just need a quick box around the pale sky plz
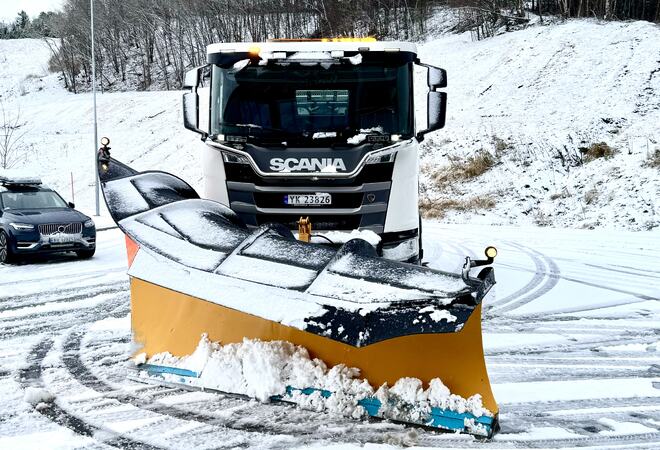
[0,0,64,23]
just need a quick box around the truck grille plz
[38,222,82,235]
[225,162,395,186]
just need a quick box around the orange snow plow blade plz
[130,277,496,412]
[99,150,499,437]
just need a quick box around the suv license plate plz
[284,193,332,206]
[49,234,78,244]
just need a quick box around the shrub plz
[463,150,497,178]
[419,196,496,219]
[492,136,511,156]
[431,150,497,188]
[584,188,599,205]
[645,149,660,168]
[581,142,616,162]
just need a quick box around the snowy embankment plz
[416,20,660,231]
[0,19,659,230]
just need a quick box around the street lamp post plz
[90,0,100,216]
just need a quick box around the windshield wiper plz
[219,122,288,135]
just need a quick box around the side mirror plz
[183,92,201,133]
[184,69,199,89]
[416,92,447,141]
[182,65,209,139]
[427,67,447,90]
[415,61,447,141]
[68,202,75,208]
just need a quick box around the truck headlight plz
[9,223,34,231]
[365,150,397,164]
[222,152,250,164]
[84,219,95,228]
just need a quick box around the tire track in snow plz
[17,338,164,450]
[584,262,660,279]
[0,292,129,340]
[61,328,368,441]
[0,267,126,290]
[0,281,127,313]
[491,242,561,314]
[486,241,547,310]
[485,333,658,357]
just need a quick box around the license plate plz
[49,234,78,244]
[284,193,332,206]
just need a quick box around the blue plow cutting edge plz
[137,364,494,437]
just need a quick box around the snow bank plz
[140,334,492,421]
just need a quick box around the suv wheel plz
[0,231,15,264]
[76,248,95,259]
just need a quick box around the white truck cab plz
[183,39,447,263]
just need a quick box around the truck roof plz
[207,40,417,56]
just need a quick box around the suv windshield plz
[211,58,413,146]
[1,191,68,210]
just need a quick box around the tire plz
[76,248,96,259]
[0,231,15,264]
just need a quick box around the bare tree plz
[0,100,28,169]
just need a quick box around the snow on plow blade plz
[98,153,499,437]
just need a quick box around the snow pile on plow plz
[134,334,493,435]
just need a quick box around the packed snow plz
[309,229,382,246]
[22,387,54,406]
[138,334,492,420]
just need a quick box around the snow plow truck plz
[97,39,500,437]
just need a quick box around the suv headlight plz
[83,219,95,228]
[9,223,34,231]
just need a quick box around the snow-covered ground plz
[0,224,658,449]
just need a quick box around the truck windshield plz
[1,191,68,210]
[211,60,413,145]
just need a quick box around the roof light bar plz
[321,37,377,43]
[268,37,377,43]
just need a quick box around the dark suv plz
[0,174,96,264]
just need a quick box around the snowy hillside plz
[1,19,659,229]
[417,20,660,231]
[0,39,204,219]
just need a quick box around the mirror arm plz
[414,59,447,90]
